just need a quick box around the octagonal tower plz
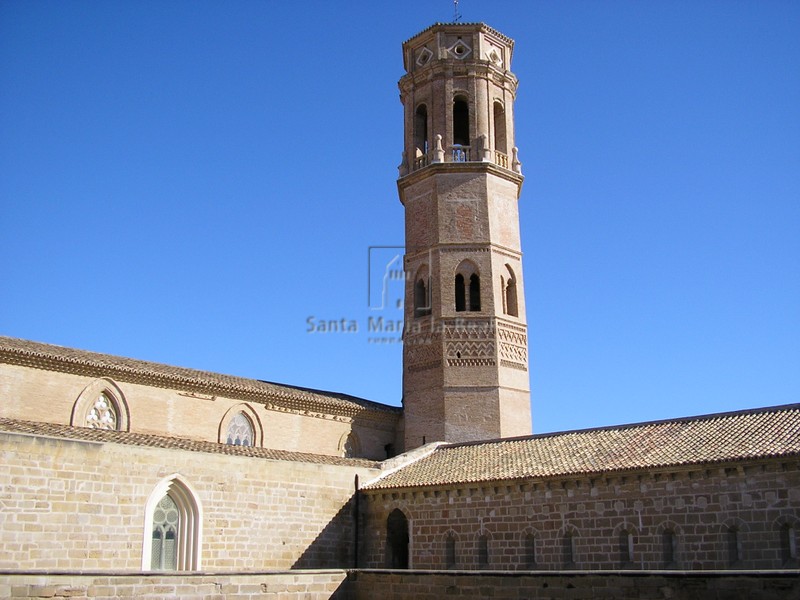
[398,23,532,450]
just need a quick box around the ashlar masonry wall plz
[0,431,379,571]
[360,459,800,571]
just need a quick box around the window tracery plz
[226,412,254,446]
[85,392,118,430]
[151,494,179,570]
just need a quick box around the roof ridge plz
[0,417,381,468]
[0,336,401,418]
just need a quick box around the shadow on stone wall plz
[344,570,800,600]
[292,491,359,569]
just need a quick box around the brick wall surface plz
[347,570,800,600]
[0,432,379,571]
[4,570,799,600]
[361,459,800,571]
[0,362,397,461]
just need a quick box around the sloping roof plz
[0,417,380,468]
[0,336,400,420]
[364,404,800,490]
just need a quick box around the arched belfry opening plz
[493,101,507,155]
[502,265,519,317]
[414,104,428,160]
[386,509,409,568]
[453,95,470,150]
[413,269,430,317]
[455,261,481,313]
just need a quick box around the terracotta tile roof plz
[0,417,380,468]
[0,336,400,420]
[364,404,800,490]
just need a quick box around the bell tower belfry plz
[398,23,532,450]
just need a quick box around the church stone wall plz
[0,362,396,460]
[0,431,379,571]
[0,571,349,599]
[360,459,800,571]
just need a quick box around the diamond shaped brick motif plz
[416,47,433,67]
[447,39,472,60]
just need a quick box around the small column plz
[433,134,445,163]
[512,147,522,174]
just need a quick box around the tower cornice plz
[397,161,524,205]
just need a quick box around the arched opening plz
[413,277,430,317]
[445,533,457,569]
[504,265,518,317]
[619,530,634,567]
[386,509,409,569]
[453,95,470,149]
[563,529,577,567]
[469,274,481,311]
[414,104,428,158]
[727,526,741,566]
[218,404,263,447]
[455,274,466,312]
[477,534,489,568]
[525,533,537,568]
[71,378,130,432]
[658,528,676,567]
[781,524,798,566]
[455,260,480,313]
[493,101,507,154]
[143,476,202,571]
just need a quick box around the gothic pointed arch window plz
[218,404,263,447]
[71,378,130,432]
[142,475,202,571]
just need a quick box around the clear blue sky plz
[1,1,798,434]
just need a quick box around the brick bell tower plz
[398,23,532,450]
